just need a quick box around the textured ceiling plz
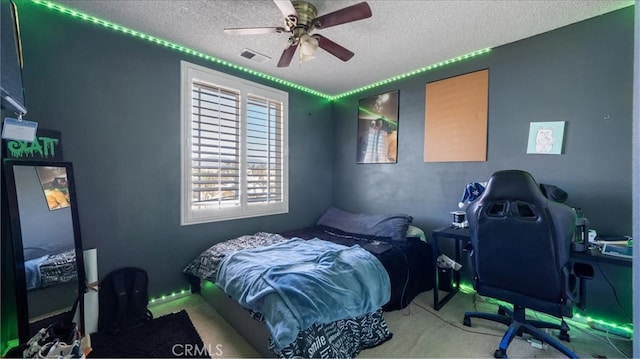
[50,0,634,95]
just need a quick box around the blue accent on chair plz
[463,170,592,359]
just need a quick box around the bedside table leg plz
[432,234,441,309]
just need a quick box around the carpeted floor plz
[89,310,209,358]
[150,290,634,358]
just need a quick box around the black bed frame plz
[189,277,274,357]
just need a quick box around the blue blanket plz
[216,238,390,349]
[24,255,49,290]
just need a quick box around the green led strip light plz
[459,281,633,336]
[30,0,491,101]
[332,48,491,100]
[29,0,331,99]
[123,283,640,338]
[2,339,20,357]
[149,287,191,304]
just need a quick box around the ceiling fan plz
[224,0,372,67]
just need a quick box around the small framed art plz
[526,121,566,155]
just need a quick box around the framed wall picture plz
[357,90,399,164]
[36,166,71,210]
[526,121,566,155]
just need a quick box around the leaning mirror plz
[4,160,85,343]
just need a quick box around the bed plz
[183,207,434,358]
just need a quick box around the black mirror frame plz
[3,159,85,343]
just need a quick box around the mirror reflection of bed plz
[6,162,84,341]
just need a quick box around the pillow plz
[316,207,413,241]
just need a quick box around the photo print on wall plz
[36,166,71,210]
[357,90,399,164]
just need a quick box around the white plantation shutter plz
[181,62,288,224]
[191,82,241,209]
[246,95,284,204]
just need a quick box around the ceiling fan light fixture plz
[227,1,373,68]
[299,34,318,62]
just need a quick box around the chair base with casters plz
[463,304,578,359]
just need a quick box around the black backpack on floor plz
[98,267,153,334]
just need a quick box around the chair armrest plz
[569,262,594,310]
[573,262,594,279]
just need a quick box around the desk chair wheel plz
[494,349,507,358]
[463,316,472,327]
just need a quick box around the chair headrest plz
[481,170,546,204]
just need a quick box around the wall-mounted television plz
[1,0,27,115]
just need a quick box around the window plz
[181,61,288,225]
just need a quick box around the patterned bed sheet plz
[25,249,78,290]
[257,308,392,358]
[183,232,287,283]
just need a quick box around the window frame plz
[180,61,288,225]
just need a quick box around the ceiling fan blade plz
[312,2,372,29]
[313,34,354,62]
[277,43,298,67]
[224,27,286,35]
[273,0,297,17]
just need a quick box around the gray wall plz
[331,7,635,324]
[333,7,634,238]
[17,2,333,297]
[12,1,634,324]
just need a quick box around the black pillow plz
[317,207,413,241]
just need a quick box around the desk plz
[431,225,632,311]
[431,226,471,310]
